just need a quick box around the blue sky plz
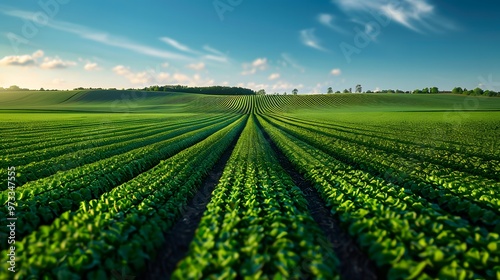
[0,0,499,93]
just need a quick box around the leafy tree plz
[473,87,484,96]
[430,87,439,94]
[349,87,352,93]
[366,90,373,93]
[335,91,341,94]
[257,89,266,95]
[8,85,21,91]
[422,87,430,94]
[413,89,421,94]
[355,84,362,93]
[343,89,349,93]
[452,87,463,94]
[327,87,333,94]
[292,88,298,95]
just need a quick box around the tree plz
[355,84,362,93]
[283,92,287,95]
[292,88,298,95]
[430,87,439,94]
[327,87,333,94]
[39,88,45,91]
[257,89,266,95]
[413,89,421,94]
[8,85,21,91]
[452,87,463,94]
[422,87,430,94]
[349,87,352,93]
[473,87,484,96]
[335,91,341,94]
[343,89,349,93]
[366,90,373,93]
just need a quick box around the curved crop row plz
[258,115,500,279]
[0,116,247,279]
[0,115,239,247]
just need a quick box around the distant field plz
[1,92,499,279]
[1,90,500,113]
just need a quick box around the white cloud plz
[160,37,199,54]
[113,65,214,87]
[300,29,327,51]
[333,0,453,33]
[280,53,305,73]
[33,50,44,58]
[187,62,205,71]
[268,73,280,80]
[241,57,268,75]
[203,45,224,56]
[331,68,342,76]
[0,50,44,66]
[272,81,304,91]
[40,57,77,69]
[318,14,347,34]
[2,9,193,61]
[113,65,153,84]
[84,62,101,71]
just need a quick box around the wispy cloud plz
[317,14,348,34]
[332,0,455,33]
[2,9,193,61]
[299,29,327,51]
[160,37,200,54]
[280,53,305,73]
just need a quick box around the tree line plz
[142,85,255,95]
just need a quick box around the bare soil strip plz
[144,128,242,280]
[257,118,381,280]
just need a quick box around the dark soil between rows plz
[143,127,242,280]
[257,118,381,280]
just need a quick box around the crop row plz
[0,114,227,190]
[0,116,247,279]
[275,114,499,180]
[258,115,500,279]
[0,115,239,248]
[263,115,500,229]
[173,116,338,279]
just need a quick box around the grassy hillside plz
[0,90,499,113]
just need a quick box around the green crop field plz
[1,91,500,279]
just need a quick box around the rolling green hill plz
[1,90,499,113]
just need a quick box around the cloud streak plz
[317,14,348,34]
[2,9,193,61]
[299,29,327,51]
[332,0,454,33]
